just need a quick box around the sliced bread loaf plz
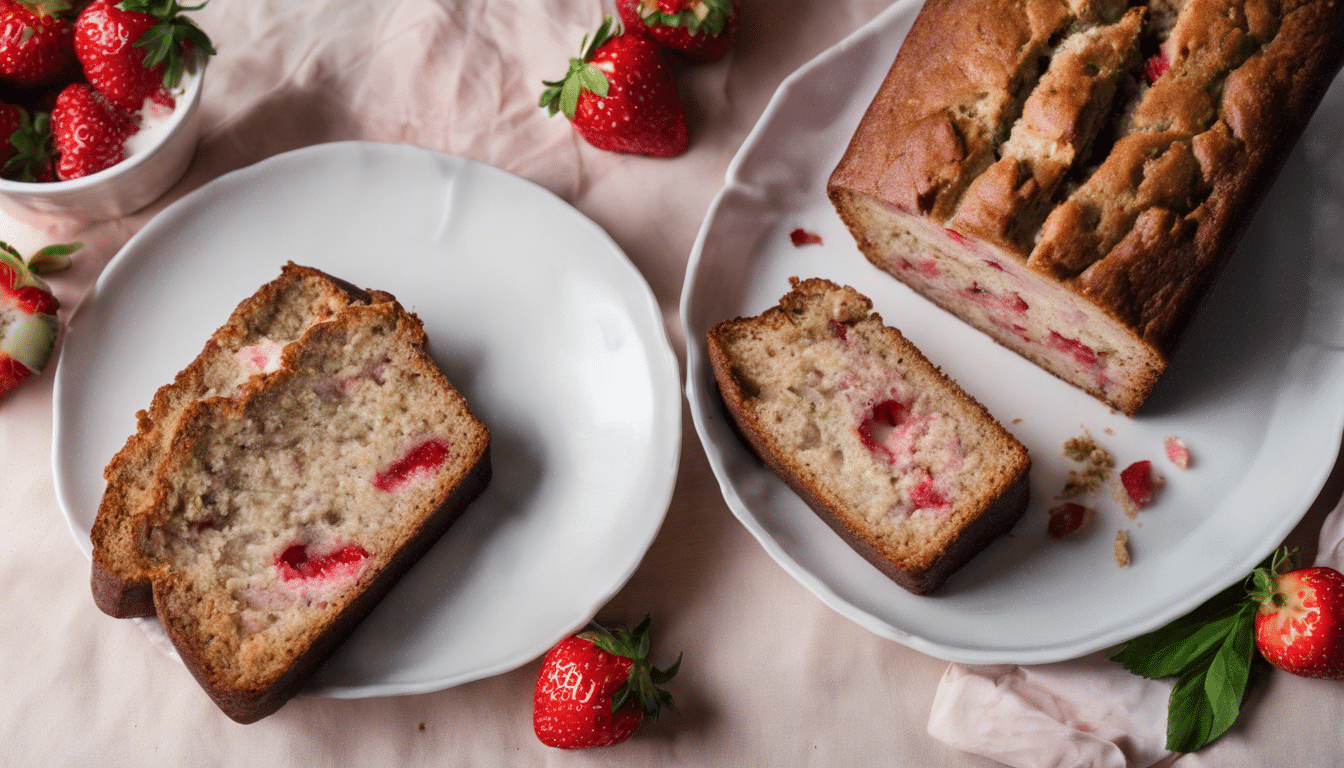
[134,299,491,723]
[91,263,386,618]
[707,278,1030,594]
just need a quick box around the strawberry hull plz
[617,0,740,63]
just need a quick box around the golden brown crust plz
[828,0,1344,412]
[91,264,381,618]
[138,300,490,723]
[708,278,1031,594]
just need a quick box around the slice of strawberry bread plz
[708,278,1030,594]
[134,299,490,723]
[91,263,387,618]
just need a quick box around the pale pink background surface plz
[2,1,1342,765]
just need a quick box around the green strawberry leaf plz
[577,64,608,98]
[1108,577,1248,678]
[539,17,616,121]
[127,0,217,90]
[2,109,54,183]
[582,615,681,719]
[1111,548,1285,754]
[27,242,80,275]
[558,74,582,121]
[0,240,25,266]
[642,0,732,37]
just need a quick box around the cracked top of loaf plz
[829,0,1344,351]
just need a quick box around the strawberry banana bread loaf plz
[91,263,389,618]
[708,278,1030,594]
[828,0,1344,414]
[134,299,490,723]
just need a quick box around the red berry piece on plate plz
[74,0,215,112]
[51,82,135,179]
[790,228,823,247]
[540,15,687,158]
[1164,436,1190,469]
[0,0,77,86]
[1119,459,1158,508]
[1251,554,1344,679]
[616,0,739,63]
[534,615,681,749]
[1047,502,1095,538]
[0,241,77,401]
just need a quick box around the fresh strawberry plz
[1251,553,1344,679]
[74,0,215,112]
[0,103,56,181]
[51,81,134,179]
[533,615,681,749]
[0,240,77,400]
[540,16,687,158]
[0,0,77,86]
[616,0,739,63]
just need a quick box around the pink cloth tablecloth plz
[2,1,1342,765]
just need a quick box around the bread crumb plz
[418,722,426,731]
[1104,427,1114,435]
[1012,418,1022,424]
[1114,530,1131,567]
[1058,465,1108,498]
[1112,471,1140,519]
[1063,434,1097,462]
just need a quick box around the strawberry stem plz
[539,15,619,120]
[121,0,217,89]
[582,614,681,719]
[2,109,55,183]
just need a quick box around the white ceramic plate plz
[53,141,681,697]
[682,0,1344,665]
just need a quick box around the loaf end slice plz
[708,278,1030,594]
[136,300,490,723]
[91,263,387,618]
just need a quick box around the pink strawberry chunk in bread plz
[91,263,389,619]
[135,299,490,723]
[707,278,1030,594]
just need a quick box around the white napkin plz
[926,493,1344,768]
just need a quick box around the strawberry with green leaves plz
[533,615,681,749]
[1111,547,1344,754]
[0,0,78,87]
[74,0,215,112]
[1251,556,1344,679]
[51,81,134,179]
[1,102,56,181]
[1,240,77,400]
[540,16,687,158]
[616,0,739,62]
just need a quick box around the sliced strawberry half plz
[0,241,77,400]
[1250,552,1344,679]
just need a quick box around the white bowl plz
[0,62,205,222]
